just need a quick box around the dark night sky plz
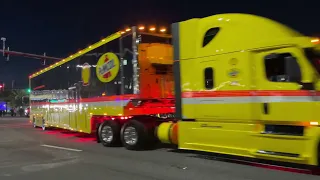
[0,0,319,89]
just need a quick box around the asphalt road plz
[0,117,319,180]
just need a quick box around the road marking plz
[40,144,83,152]
[22,158,80,172]
[0,123,30,128]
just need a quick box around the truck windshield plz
[305,48,320,74]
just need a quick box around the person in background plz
[19,108,24,117]
[14,107,17,116]
[10,108,14,117]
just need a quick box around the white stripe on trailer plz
[182,96,319,104]
[86,100,131,107]
[32,96,320,107]
[32,100,131,107]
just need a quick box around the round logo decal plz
[81,63,91,86]
[96,52,120,83]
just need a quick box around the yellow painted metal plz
[30,101,128,133]
[157,122,173,144]
[145,43,173,65]
[175,13,320,166]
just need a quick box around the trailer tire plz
[41,118,47,131]
[33,121,37,128]
[121,120,155,150]
[32,117,37,128]
[98,121,121,147]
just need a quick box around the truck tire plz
[98,121,121,147]
[121,120,156,150]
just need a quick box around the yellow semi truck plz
[29,13,320,168]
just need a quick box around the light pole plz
[1,37,6,56]
[0,37,60,63]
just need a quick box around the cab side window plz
[202,28,220,47]
[264,53,301,82]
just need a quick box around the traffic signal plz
[27,88,31,93]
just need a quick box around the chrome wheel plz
[123,126,138,145]
[101,126,113,143]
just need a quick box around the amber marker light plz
[160,28,166,32]
[149,27,156,31]
[138,26,145,30]
[311,38,319,44]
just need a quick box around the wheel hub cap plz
[101,126,113,143]
[123,127,137,145]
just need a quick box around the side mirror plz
[285,57,302,82]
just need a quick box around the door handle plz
[263,103,269,114]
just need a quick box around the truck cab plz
[158,13,320,167]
